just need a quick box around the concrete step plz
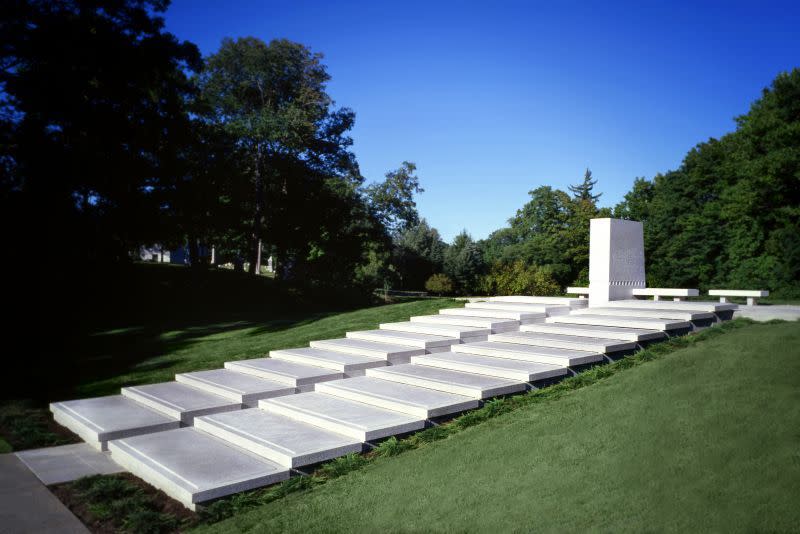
[121,382,241,424]
[194,409,362,468]
[345,329,460,350]
[488,331,636,353]
[316,376,479,418]
[451,341,603,367]
[260,392,425,442]
[365,364,526,399]
[521,322,666,342]
[108,427,289,511]
[175,369,296,407]
[50,395,180,451]
[603,299,738,313]
[310,338,427,362]
[488,296,589,308]
[547,314,690,331]
[465,302,571,316]
[410,314,520,332]
[413,352,568,382]
[439,307,546,323]
[269,347,387,375]
[379,321,489,341]
[224,358,343,391]
[571,307,714,321]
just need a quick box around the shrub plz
[479,261,560,296]
[425,273,454,295]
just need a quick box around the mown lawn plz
[198,320,800,533]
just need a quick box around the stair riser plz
[309,341,425,360]
[269,352,388,373]
[315,384,478,419]
[174,375,296,407]
[223,362,344,387]
[345,331,458,349]
[450,346,601,367]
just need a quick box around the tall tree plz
[366,161,423,233]
[444,230,484,294]
[569,168,601,202]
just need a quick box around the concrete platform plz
[315,376,479,418]
[108,427,289,510]
[379,320,490,341]
[175,369,296,407]
[194,409,362,468]
[224,358,343,390]
[451,341,603,367]
[121,382,241,424]
[439,307,546,323]
[488,331,636,353]
[50,395,180,450]
[269,347,387,376]
[521,322,666,342]
[16,443,125,485]
[413,352,568,382]
[366,364,526,399]
[410,314,520,333]
[260,392,425,441]
[345,329,461,350]
[547,314,690,331]
[465,301,572,316]
[603,299,738,313]
[488,296,588,308]
[310,338,427,361]
[571,307,714,321]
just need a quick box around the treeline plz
[0,1,432,301]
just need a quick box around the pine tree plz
[569,168,601,202]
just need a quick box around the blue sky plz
[164,0,800,242]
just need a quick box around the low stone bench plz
[566,286,589,298]
[631,288,699,302]
[709,289,769,306]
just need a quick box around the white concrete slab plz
[440,307,546,322]
[260,392,425,441]
[345,329,460,349]
[194,409,362,468]
[451,341,603,367]
[50,395,180,450]
[410,314,520,332]
[573,307,713,321]
[413,352,568,382]
[465,302,571,316]
[269,347,387,374]
[603,299,737,313]
[309,338,426,362]
[16,443,125,485]
[316,376,478,418]
[108,427,289,510]
[709,289,769,298]
[547,314,690,331]
[175,369,296,407]
[121,382,241,424]
[224,358,343,388]
[366,364,526,399]
[488,296,588,308]
[379,321,490,340]
[488,331,636,353]
[632,288,699,298]
[521,322,666,342]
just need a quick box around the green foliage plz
[374,436,415,457]
[569,168,601,202]
[366,161,424,233]
[317,453,369,478]
[424,273,454,295]
[443,231,485,294]
[479,261,560,296]
[391,219,447,290]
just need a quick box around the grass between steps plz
[189,318,800,532]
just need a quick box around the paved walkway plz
[0,454,89,534]
[734,305,800,322]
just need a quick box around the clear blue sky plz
[164,0,800,242]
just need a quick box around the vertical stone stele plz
[588,218,646,307]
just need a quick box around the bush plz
[425,273,454,295]
[479,261,560,296]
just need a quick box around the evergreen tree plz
[569,168,601,202]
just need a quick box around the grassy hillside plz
[199,320,800,533]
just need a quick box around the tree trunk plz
[248,144,264,275]
[254,239,262,274]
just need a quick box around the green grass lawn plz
[198,320,800,533]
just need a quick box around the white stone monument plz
[588,218,646,307]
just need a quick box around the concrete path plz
[0,454,89,534]
[734,305,800,322]
[16,443,124,485]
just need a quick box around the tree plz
[366,161,423,233]
[569,168,601,202]
[444,230,484,294]
[391,219,447,290]
[425,274,454,295]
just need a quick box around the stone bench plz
[631,288,699,302]
[709,289,769,306]
[566,286,589,298]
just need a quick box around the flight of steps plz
[50,295,735,510]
